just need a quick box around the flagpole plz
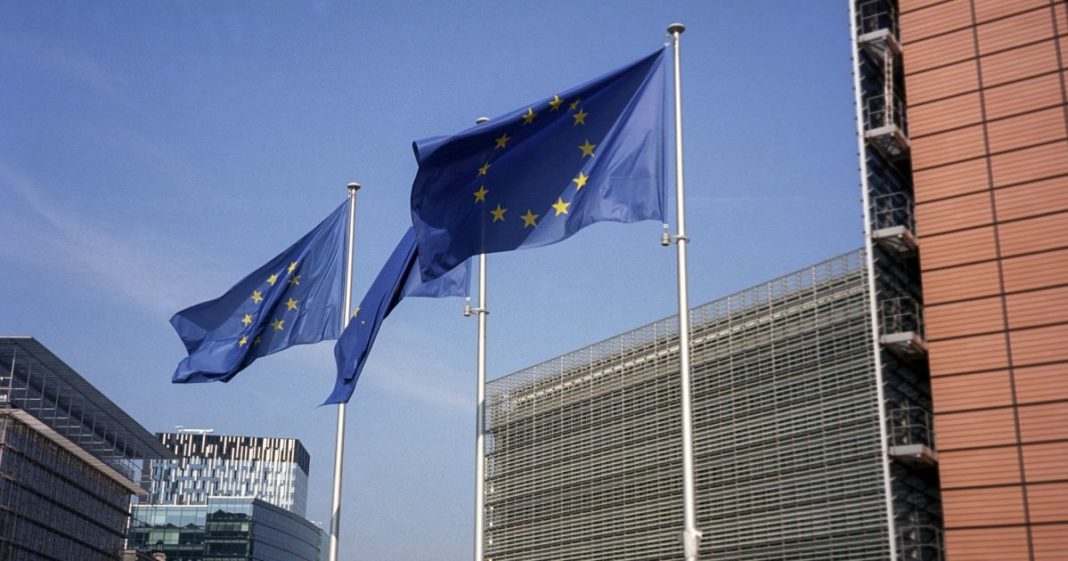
[473,252,488,561]
[667,23,702,561]
[328,181,360,561]
[471,116,490,561]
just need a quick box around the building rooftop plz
[0,336,174,464]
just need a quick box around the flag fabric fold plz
[325,227,469,405]
[410,47,668,280]
[171,203,348,384]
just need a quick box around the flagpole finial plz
[347,182,361,193]
[667,23,686,35]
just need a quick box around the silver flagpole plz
[472,252,488,561]
[667,23,702,561]
[328,182,360,561]
[470,116,490,561]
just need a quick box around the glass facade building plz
[146,432,310,517]
[0,337,172,561]
[131,432,320,560]
[128,498,321,561]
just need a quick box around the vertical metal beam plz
[667,22,702,561]
[474,253,488,561]
[472,115,490,561]
[328,182,361,561]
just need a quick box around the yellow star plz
[254,336,262,346]
[490,204,507,223]
[267,273,279,286]
[521,209,539,228]
[251,290,264,304]
[286,298,298,311]
[551,197,571,216]
[288,261,298,274]
[521,107,536,125]
[352,306,361,318]
[289,274,301,286]
[271,318,285,331]
[238,335,249,347]
[548,95,564,111]
[241,313,253,327]
[569,98,582,110]
[494,133,511,150]
[578,139,597,158]
[573,110,588,126]
[478,162,491,176]
[573,171,589,190]
[473,185,489,203]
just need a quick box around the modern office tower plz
[485,250,941,561]
[131,432,319,561]
[127,498,321,561]
[147,431,310,517]
[0,337,172,561]
[893,1,1068,560]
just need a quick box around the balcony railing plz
[865,92,908,137]
[881,296,924,337]
[857,0,899,37]
[898,523,944,561]
[889,403,934,449]
[873,191,915,232]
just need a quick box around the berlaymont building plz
[482,1,1068,561]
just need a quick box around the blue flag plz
[171,203,347,384]
[410,48,667,280]
[324,228,469,405]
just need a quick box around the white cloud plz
[0,163,227,316]
[356,323,471,416]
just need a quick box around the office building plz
[0,337,172,561]
[484,2,1068,559]
[130,431,319,561]
[127,498,321,561]
[484,248,941,561]
[478,2,975,558]
[890,0,1068,559]
[146,431,310,517]
[482,3,926,559]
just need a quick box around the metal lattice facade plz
[485,250,896,561]
[0,337,171,561]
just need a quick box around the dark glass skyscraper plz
[0,337,172,561]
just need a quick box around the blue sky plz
[1,2,861,559]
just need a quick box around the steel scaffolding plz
[852,1,943,559]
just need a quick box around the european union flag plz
[324,227,469,404]
[171,203,347,383]
[410,48,667,279]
